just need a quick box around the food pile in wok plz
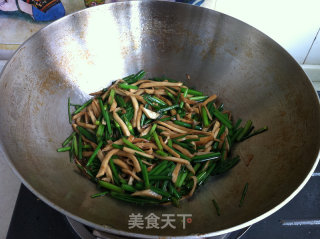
[58,70,267,207]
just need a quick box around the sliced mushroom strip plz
[212,121,220,138]
[81,112,88,124]
[81,135,96,145]
[135,95,147,104]
[102,138,123,152]
[109,100,117,112]
[202,94,217,106]
[72,111,85,121]
[139,82,183,89]
[156,121,188,134]
[163,87,177,96]
[186,176,198,198]
[113,108,131,137]
[186,164,195,175]
[82,151,93,157]
[88,108,97,124]
[218,128,228,149]
[136,105,143,132]
[72,124,80,134]
[135,142,158,149]
[142,107,160,119]
[141,160,153,166]
[172,163,181,183]
[172,144,193,158]
[76,122,97,130]
[128,171,135,185]
[204,105,212,120]
[89,90,103,96]
[153,154,190,165]
[140,125,151,136]
[132,137,150,143]
[123,147,155,159]
[131,189,162,200]
[178,118,194,124]
[130,96,139,127]
[176,135,198,142]
[195,135,218,145]
[166,121,212,135]
[180,94,198,105]
[144,147,153,155]
[91,99,100,117]
[131,79,152,86]
[122,169,142,181]
[159,137,180,158]
[113,159,130,170]
[115,151,141,173]
[157,125,176,134]
[96,149,119,179]
[89,141,104,162]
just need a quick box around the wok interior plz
[0,2,319,237]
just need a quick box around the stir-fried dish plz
[58,70,267,207]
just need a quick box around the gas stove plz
[6,91,320,238]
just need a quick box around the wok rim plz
[1,1,320,238]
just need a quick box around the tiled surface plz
[0,13,45,44]
[305,28,320,64]
[0,60,6,69]
[0,44,19,60]
[214,0,320,64]
[0,0,85,59]
[302,65,320,91]
[0,0,85,44]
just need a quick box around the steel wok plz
[0,1,319,238]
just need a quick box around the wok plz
[0,1,319,238]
